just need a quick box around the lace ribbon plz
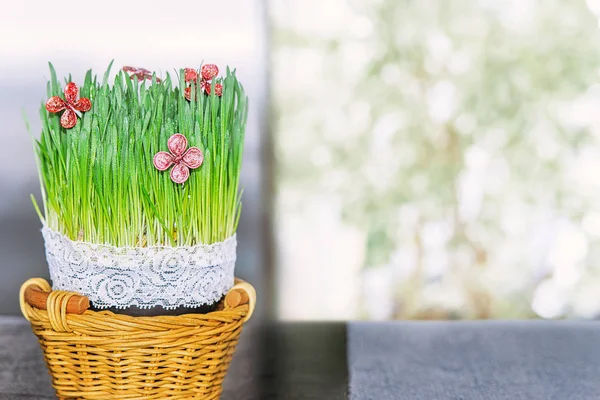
[42,226,236,309]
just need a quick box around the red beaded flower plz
[123,66,161,83]
[184,68,198,83]
[201,64,219,81]
[183,64,222,100]
[205,82,223,96]
[45,82,92,129]
[153,134,204,184]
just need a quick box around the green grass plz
[33,61,248,247]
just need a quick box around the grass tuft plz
[33,62,248,247]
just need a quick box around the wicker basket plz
[19,277,256,400]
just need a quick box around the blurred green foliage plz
[273,0,600,319]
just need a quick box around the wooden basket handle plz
[20,277,255,321]
[224,278,256,322]
[20,278,89,318]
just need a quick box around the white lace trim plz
[42,226,236,309]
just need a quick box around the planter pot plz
[19,277,255,400]
[42,226,237,316]
[89,301,221,316]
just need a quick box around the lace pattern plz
[42,226,236,309]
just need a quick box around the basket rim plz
[20,277,256,325]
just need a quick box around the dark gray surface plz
[0,316,54,399]
[349,320,600,400]
[258,323,348,399]
[11,319,598,400]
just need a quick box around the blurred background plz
[3,0,600,321]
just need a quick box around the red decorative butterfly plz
[153,133,204,184]
[123,66,161,83]
[45,82,91,129]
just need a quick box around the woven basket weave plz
[19,277,256,400]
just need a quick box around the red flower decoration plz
[153,133,204,184]
[201,64,219,81]
[183,64,222,101]
[123,66,161,83]
[45,82,92,129]
[206,83,223,96]
[184,86,193,101]
[184,68,198,83]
